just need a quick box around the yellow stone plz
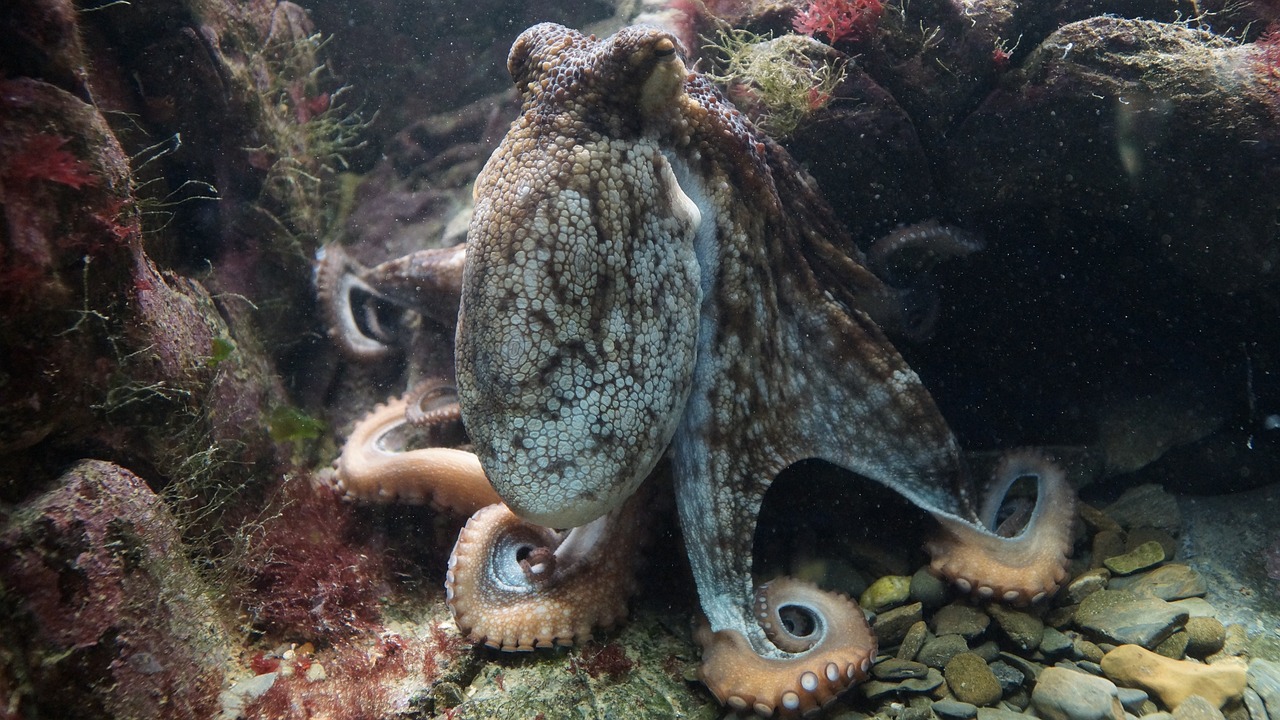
[1100,644,1246,709]
[859,574,912,613]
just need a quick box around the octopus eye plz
[508,36,535,84]
[653,37,676,57]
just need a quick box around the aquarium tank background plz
[1,0,1279,717]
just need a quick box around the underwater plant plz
[704,30,848,137]
[793,0,884,45]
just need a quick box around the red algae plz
[242,477,391,640]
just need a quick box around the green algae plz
[704,30,847,137]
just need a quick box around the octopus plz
[318,22,1076,717]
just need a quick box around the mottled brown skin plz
[323,22,1074,716]
[457,22,979,715]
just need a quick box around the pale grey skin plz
[454,23,988,658]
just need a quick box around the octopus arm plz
[445,484,650,651]
[330,393,500,513]
[924,449,1075,605]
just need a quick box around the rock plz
[873,658,930,681]
[0,461,232,718]
[987,604,1044,652]
[1125,527,1178,559]
[1075,589,1188,648]
[1183,618,1225,658]
[1243,687,1268,720]
[989,661,1025,693]
[862,667,944,699]
[1032,666,1125,720]
[861,574,913,612]
[1073,637,1107,664]
[1156,631,1190,660]
[977,708,1029,720]
[1171,598,1219,619]
[874,601,924,646]
[934,699,979,719]
[1248,659,1280,720]
[1103,541,1167,576]
[1103,485,1181,534]
[1040,627,1074,659]
[1173,695,1226,720]
[1065,568,1113,605]
[944,653,1003,707]
[1093,531,1128,567]
[1109,564,1207,600]
[1100,644,1247,709]
[897,620,929,661]
[1117,687,1150,714]
[932,604,991,640]
[1078,503,1123,535]
[910,567,950,609]
[919,633,971,669]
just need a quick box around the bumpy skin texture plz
[325,22,1076,716]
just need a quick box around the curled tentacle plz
[924,448,1075,605]
[864,221,985,340]
[695,578,876,718]
[402,378,468,448]
[445,488,649,651]
[314,244,395,360]
[330,393,499,513]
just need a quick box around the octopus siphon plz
[318,22,1076,717]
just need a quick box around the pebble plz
[1075,589,1188,648]
[1248,658,1280,720]
[1172,598,1219,619]
[989,660,1025,693]
[1183,618,1225,657]
[918,633,971,669]
[910,566,950,609]
[1031,666,1125,720]
[1109,564,1207,601]
[862,575,913,612]
[1064,568,1112,605]
[1124,526,1177,558]
[932,604,991,640]
[1103,540,1167,576]
[862,668,944,699]
[934,699,979,719]
[1072,637,1106,664]
[896,620,929,661]
[1093,531,1128,566]
[987,604,1044,652]
[1078,502,1123,534]
[1156,631,1190,659]
[1243,687,1268,720]
[1104,484,1181,533]
[977,707,1027,720]
[873,658,929,681]
[945,653,1004,706]
[874,601,924,646]
[997,652,1042,684]
[1100,644,1247,709]
[1040,627,1074,659]
[1117,687,1150,713]
[1172,695,1226,720]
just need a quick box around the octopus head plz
[456,23,703,528]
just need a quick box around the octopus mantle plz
[320,23,1075,718]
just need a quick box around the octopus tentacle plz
[330,392,499,513]
[402,378,467,449]
[314,244,394,361]
[445,487,649,651]
[695,578,876,718]
[924,449,1075,605]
